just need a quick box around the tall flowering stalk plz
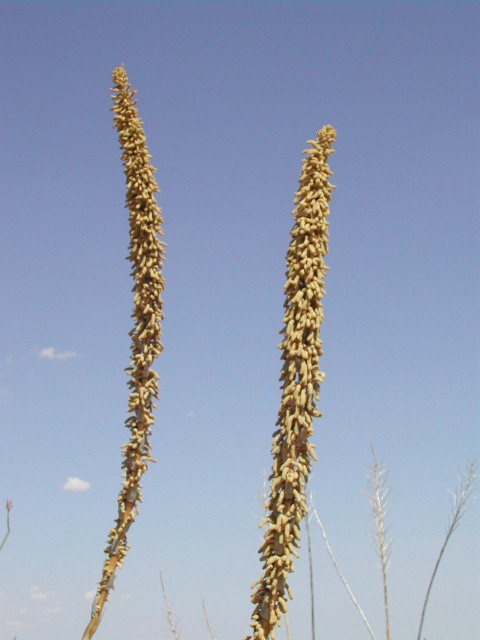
[248,126,336,640]
[82,65,166,639]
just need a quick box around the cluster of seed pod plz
[248,126,336,640]
[82,65,166,640]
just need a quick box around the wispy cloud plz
[46,606,62,614]
[62,477,91,493]
[30,585,52,602]
[39,347,77,361]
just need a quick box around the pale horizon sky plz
[0,2,478,639]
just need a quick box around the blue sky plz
[0,1,478,639]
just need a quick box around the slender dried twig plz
[416,456,478,640]
[311,504,377,640]
[0,500,12,555]
[82,65,166,639]
[306,495,315,640]
[365,446,391,640]
[161,574,181,640]
[285,611,291,640]
[202,599,217,640]
[247,126,336,640]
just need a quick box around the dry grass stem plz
[161,574,181,640]
[366,446,392,640]
[247,126,336,640]
[0,500,13,555]
[305,495,315,640]
[284,611,291,640]
[202,599,217,640]
[312,452,477,640]
[416,456,478,640]
[82,64,166,639]
[311,504,377,640]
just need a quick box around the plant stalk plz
[416,457,478,640]
[0,501,12,555]
[82,65,165,639]
[367,447,391,640]
[247,126,336,640]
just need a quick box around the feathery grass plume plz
[366,446,392,640]
[247,126,336,640]
[161,574,181,640]
[82,64,166,639]
[416,456,478,640]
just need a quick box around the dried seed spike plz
[82,67,166,640]
[248,127,336,639]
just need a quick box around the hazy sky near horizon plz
[0,2,478,639]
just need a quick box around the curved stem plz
[0,501,12,555]
[416,457,478,640]
[312,507,377,640]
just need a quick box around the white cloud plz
[30,586,51,602]
[46,606,62,614]
[39,347,77,361]
[62,477,91,493]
